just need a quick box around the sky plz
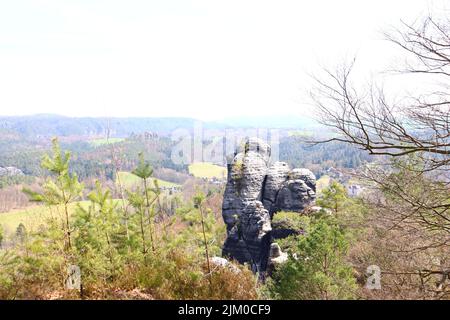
[0,0,444,120]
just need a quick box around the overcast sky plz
[0,0,444,120]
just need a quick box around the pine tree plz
[127,187,148,254]
[271,218,357,299]
[73,181,122,282]
[23,138,83,250]
[317,181,348,215]
[130,152,161,253]
[193,192,212,279]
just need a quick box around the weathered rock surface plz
[273,169,316,213]
[221,137,316,273]
[262,162,290,215]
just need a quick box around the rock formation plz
[222,137,316,273]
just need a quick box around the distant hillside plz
[0,114,324,139]
[0,114,201,138]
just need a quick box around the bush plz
[269,218,357,300]
[0,139,259,300]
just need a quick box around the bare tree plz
[310,15,450,173]
[310,13,450,299]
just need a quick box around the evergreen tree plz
[23,138,83,250]
[73,181,123,283]
[129,152,161,254]
[270,218,357,299]
[193,192,212,280]
[317,181,348,215]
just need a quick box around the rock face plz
[273,168,317,213]
[222,137,316,273]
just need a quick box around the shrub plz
[269,218,357,300]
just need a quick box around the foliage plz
[316,181,348,215]
[272,211,310,232]
[178,201,226,257]
[23,138,83,250]
[73,182,125,285]
[0,224,3,248]
[272,212,311,252]
[0,175,35,190]
[279,136,373,178]
[269,217,357,300]
[349,157,450,299]
[0,139,257,300]
[117,171,180,190]
[111,248,258,300]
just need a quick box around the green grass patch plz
[0,201,89,237]
[0,199,131,238]
[116,171,181,189]
[272,211,311,232]
[188,162,227,179]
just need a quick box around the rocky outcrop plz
[272,168,316,213]
[222,138,272,272]
[222,137,316,273]
[261,162,290,215]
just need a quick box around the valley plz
[0,0,449,304]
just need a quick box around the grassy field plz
[89,137,125,147]
[188,162,227,179]
[0,201,89,237]
[116,171,181,189]
[0,172,180,237]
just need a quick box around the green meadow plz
[0,201,89,237]
[116,171,181,189]
[188,162,227,179]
